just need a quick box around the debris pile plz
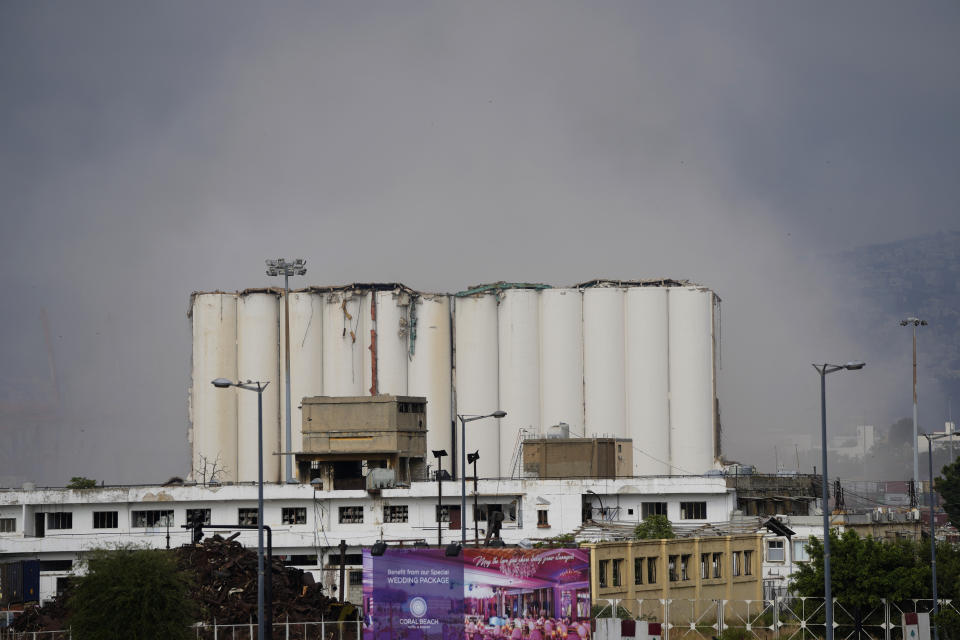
[13,534,357,632]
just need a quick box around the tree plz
[634,515,675,540]
[938,457,960,531]
[67,477,97,489]
[68,547,196,640]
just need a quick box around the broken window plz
[186,509,211,526]
[0,518,16,533]
[537,509,549,527]
[598,560,609,588]
[238,508,259,526]
[282,508,307,525]
[712,552,723,578]
[612,559,623,586]
[384,505,408,523]
[93,511,118,529]
[641,502,667,519]
[680,501,707,519]
[47,512,73,530]
[131,510,173,528]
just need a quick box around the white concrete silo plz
[279,291,324,461]
[408,295,453,459]
[668,286,717,474]
[453,293,501,478]
[237,291,281,483]
[625,287,670,475]
[189,293,238,483]
[497,288,541,477]
[322,289,367,397]
[374,289,410,396]
[582,286,627,438]
[539,288,585,437]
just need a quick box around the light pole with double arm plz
[458,411,506,545]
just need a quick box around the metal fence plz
[592,597,959,640]
[0,619,361,640]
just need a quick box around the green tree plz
[67,477,97,489]
[938,457,960,531]
[634,514,675,540]
[68,547,195,640]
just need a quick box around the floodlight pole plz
[267,258,307,484]
[902,318,927,491]
[813,362,864,640]
[924,432,944,640]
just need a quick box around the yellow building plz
[585,534,763,620]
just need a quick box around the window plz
[93,511,118,529]
[384,505,408,523]
[537,509,549,527]
[47,512,73,530]
[186,509,211,526]
[475,504,516,522]
[0,518,15,533]
[668,555,679,582]
[398,402,425,414]
[732,551,741,576]
[39,560,72,571]
[642,502,668,519]
[239,508,259,526]
[349,570,363,586]
[680,555,691,581]
[131,510,173,528]
[598,560,609,588]
[634,558,644,585]
[744,550,753,575]
[612,559,623,587]
[647,557,657,583]
[712,553,723,578]
[680,501,706,520]
[700,553,710,579]
[793,540,810,562]
[767,539,785,562]
[56,577,70,595]
[282,508,307,525]
[436,505,451,523]
[339,506,363,524]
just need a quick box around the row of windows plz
[640,501,707,520]
[597,551,753,589]
[340,503,521,525]
[767,539,809,562]
[30,508,307,531]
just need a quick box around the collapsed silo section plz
[497,287,542,477]
[237,291,282,483]
[322,289,368,397]
[408,294,452,463]
[189,292,239,483]
[625,287,670,475]
[668,286,718,474]
[539,288,585,438]
[280,290,324,463]
[582,286,627,438]
[374,289,411,396]
[453,291,501,478]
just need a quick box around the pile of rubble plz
[13,534,356,632]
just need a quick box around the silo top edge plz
[575,278,701,289]
[454,282,552,297]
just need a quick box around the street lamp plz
[812,361,864,640]
[901,317,928,493]
[458,411,506,545]
[923,432,948,640]
[432,449,448,546]
[212,377,270,640]
[266,258,307,484]
[467,451,480,543]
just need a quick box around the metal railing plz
[0,619,361,640]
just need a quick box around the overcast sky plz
[2,1,958,485]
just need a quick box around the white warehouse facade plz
[189,279,722,484]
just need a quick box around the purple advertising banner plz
[364,548,590,640]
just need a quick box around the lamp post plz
[467,451,480,543]
[923,432,947,640]
[901,317,928,492]
[267,258,307,484]
[812,361,864,640]
[458,411,506,545]
[432,449,448,546]
[213,378,270,640]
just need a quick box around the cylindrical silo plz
[539,288,584,437]
[190,293,238,483]
[281,291,324,462]
[322,290,367,397]
[453,294,501,478]
[374,290,409,395]
[237,291,281,483]
[582,287,627,438]
[497,288,541,477]
[668,287,717,474]
[625,287,670,475]
[408,295,452,460]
